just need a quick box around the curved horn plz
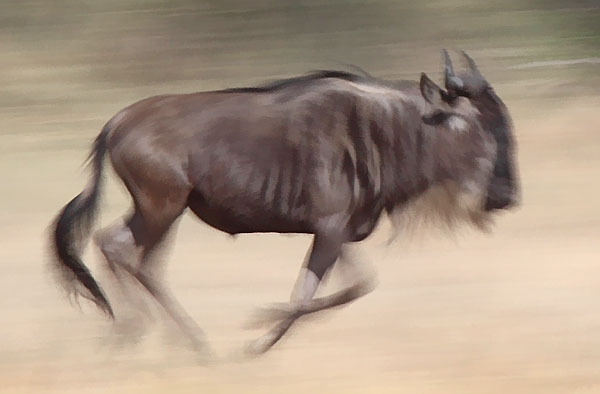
[461,50,484,82]
[443,49,455,76]
[443,49,464,91]
[461,50,479,72]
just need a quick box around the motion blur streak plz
[1,1,599,394]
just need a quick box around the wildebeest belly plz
[187,189,312,235]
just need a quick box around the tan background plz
[1,1,599,393]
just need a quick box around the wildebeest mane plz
[217,69,378,94]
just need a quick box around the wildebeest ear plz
[419,73,443,105]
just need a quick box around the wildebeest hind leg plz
[95,217,152,340]
[97,200,210,354]
[127,206,212,354]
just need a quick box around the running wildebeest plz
[51,50,519,355]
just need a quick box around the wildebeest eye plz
[442,90,459,104]
[422,111,452,125]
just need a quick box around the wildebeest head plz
[422,50,520,213]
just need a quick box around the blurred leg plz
[247,235,376,354]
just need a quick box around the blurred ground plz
[1,1,599,393]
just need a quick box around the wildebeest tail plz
[52,123,113,317]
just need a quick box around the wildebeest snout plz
[484,176,519,211]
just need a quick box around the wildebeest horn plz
[461,50,485,84]
[442,49,464,91]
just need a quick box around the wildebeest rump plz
[52,50,519,355]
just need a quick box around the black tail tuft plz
[52,123,114,317]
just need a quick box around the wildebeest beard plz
[385,119,500,239]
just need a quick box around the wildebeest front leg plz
[246,236,375,355]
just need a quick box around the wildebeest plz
[51,50,519,355]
